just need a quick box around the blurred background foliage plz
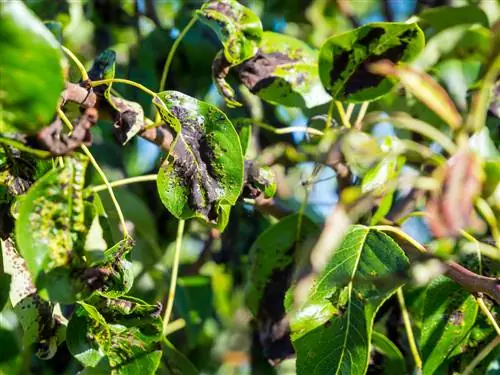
[1,0,499,374]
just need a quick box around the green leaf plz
[233,118,253,157]
[233,32,331,108]
[67,296,163,374]
[371,331,407,375]
[246,213,320,316]
[153,91,244,230]
[418,5,489,34]
[290,226,410,375]
[420,276,479,375]
[162,339,199,375]
[318,22,424,102]
[15,154,88,279]
[175,276,213,347]
[88,49,117,107]
[196,0,262,65]
[0,1,64,134]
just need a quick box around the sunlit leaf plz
[290,226,410,375]
[318,22,424,102]
[153,91,244,230]
[0,1,64,134]
[197,0,262,65]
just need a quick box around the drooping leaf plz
[290,226,410,375]
[67,296,163,374]
[425,150,484,238]
[219,31,331,108]
[0,1,64,134]
[370,60,462,129]
[371,331,407,375]
[420,276,479,375]
[318,22,424,102]
[88,49,117,108]
[15,154,88,279]
[153,91,244,230]
[1,238,66,360]
[246,214,320,363]
[196,0,263,65]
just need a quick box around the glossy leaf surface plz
[153,91,244,229]
[318,22,424,102]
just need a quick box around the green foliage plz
[318,22,424,102]
[1,0,499,374]
[154,91,244,229]
[0,2,64,134]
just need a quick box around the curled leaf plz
[197,0,263,65]
[425,150,484,238]
[370,60,462,129]
[153,91,244,229]
[214,32,331,108]
[318,22,424,102]
[244,160,277,199]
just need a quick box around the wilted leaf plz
[244,161,277,199]
[1,238,65,360]
[246,214,320,363]
[290,226,410,375]
[370,60,462,129]
[214,32,331,108]
[153,91,244,230]
[16,154,88,279]
[67,296,163,373]
[197,0,262,65]
[318,22,424,102]
[420,276,479,375]
[425,150,484,238]
[0,1,64,134]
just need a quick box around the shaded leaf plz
[1,238,66,360]
[15,154,88,279]
[0,1,64,134]
[244,161,277,199]
[418,5,489,34]
[197,0,262,65]
[67,296,163,374]
[162,339,199,375]
[290,226,410,375]
[153,91,244,230]
[420,276,479,375]
[371,331,407,375]
[88,49,117,108]
[318,22,424,102]
[246,214,320,363]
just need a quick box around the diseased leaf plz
[371,331,407,375]
[215,31,331,108]
[246,214,320,363]
[197,0,262,65]
[15,154,88,279]
[244,161,277,199]
[1,238,66,360]
[88,49,117,108]
[153,91,244,230]
[420,276,479,375]
[67,296,163,374]
[290,226,410,375]
[0,1,64,134]
[318,22,424,102]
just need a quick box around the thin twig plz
[397,288,423,372]
[91,174,158,193]
[462,336,500,375]
[476,296,500,336]
[162,219,185,336]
